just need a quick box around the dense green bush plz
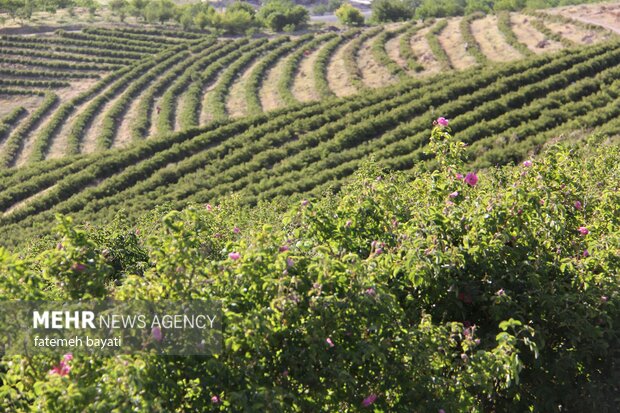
[335,3,365,26]
[257,0,309,32]
[0,124,618,411]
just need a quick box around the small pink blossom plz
[455,173,464,180]
[211,395,220,404]
[583,249,589,257]
[345,220,352,228]
[601,295,608,303]
[362,394,378,407]
[437,117,449,127]
[233,226,240,234]
[326,337,334,348]
[464,173,478,187]
[71,263,87,272]
[574,201,582,210]
[286,257,294,268]
[279,245,289,252]
[449,191,458,199]
[49,353,72,377]
[205,203,213,211]
[152,326,163,342]
[439,409,446,413]
[301,199,309,206]
[228,252,241,260]
[365,287,376,296]
[522,160,533,167]
[578,226,589,235]
[375,248,383,255]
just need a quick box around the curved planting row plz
[244,34,314,115]
[0,93,58,168]
[0,46,135,66]
[371,23,412,80]
[0,55,120,71]
[176,39,263,131]
[0,41,618,246]
[204,37,289,121]
[278,33,337,106]
[0,39,146,60]
[528,17,577,48]
[3,32,160,55]
[0,78,69,89]
[426,19,452,70]
[460,13,488,65]
[0,67,99,80]
[497,11,534,57]
[0,106,27,143]
[313,30,359,98]
[399,22,427,72]
[343,27,383,91]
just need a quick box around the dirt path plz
[358,32,395,89]
[260,56,289,113]
[327,37,357,98]
[510,13,563,54]
[437,18,477,70]
[471,15,521,61]
[292,43,323,102]
[226,58,263,118]
[410,26,442,75]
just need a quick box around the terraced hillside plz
[0,10,615,170]
[1,36,620,246]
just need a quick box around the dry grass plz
[326,37,357,98]
[552,3,620,34]
[260,55,288,113]
[471,15,521,62]
[226,59,263,119]
[292,43,323,102]
[437,18,477,70]
[410,26,442,75]
[510,13,563,54]
[544,19,611,44]
[358,32,395,89]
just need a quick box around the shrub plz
[371,0,415,22]
[335,3,365,26]
[257,0,309,32]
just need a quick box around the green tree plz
[129,0,148,20]
[335,3,364,26]
[371,0,415,22]
[109,0,128,21]
[257,0,308,32]
[144,0,176,24]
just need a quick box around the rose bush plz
[0,127,618,412]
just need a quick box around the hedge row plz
[0,78,69,88]
[178,39,267,130]
[0,93,58,168]
[0,67,99,79]
[425,19,452,70]
[497,11,534,57]
[204,37,289,121]
[370,23,411,80]
[0,106,27,142]
[399,21,430,72]
[460,12,488,65]
[245,34,314,115]
[529,17,577,48]
[0,40,146,60]
[0,46,134,66]
[0,56,120,71]
[313,30,360,98]
[343,27,383,90]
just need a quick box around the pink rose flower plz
[152,326,163,342]
[211,395,220,404]
[437,117,449,127]
[449,191,458,198]
[228,252,241,260]
[362,394,378,407]
[578,226,589,235]
[455,173,464,180]
[522,160,533,167]
[464,173,478,187]
[574,201,582,210]
[326,337,334,348]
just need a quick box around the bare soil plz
[544,20,610,44]
[438,18,477,70]
[385,31,407,70]
[358,31,395,89]
[326,37,357,98]
[410,26,442,75]
[471,15,521,61]
[260,56,288,113]
[292,43,323,102]
[510,13,563,54]
[551,3,620,34]
[226,58,263,119]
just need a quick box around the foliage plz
[257,0,309,32]
[335,3,365,26]
[370,0,416,22]
[1,126,619,411]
